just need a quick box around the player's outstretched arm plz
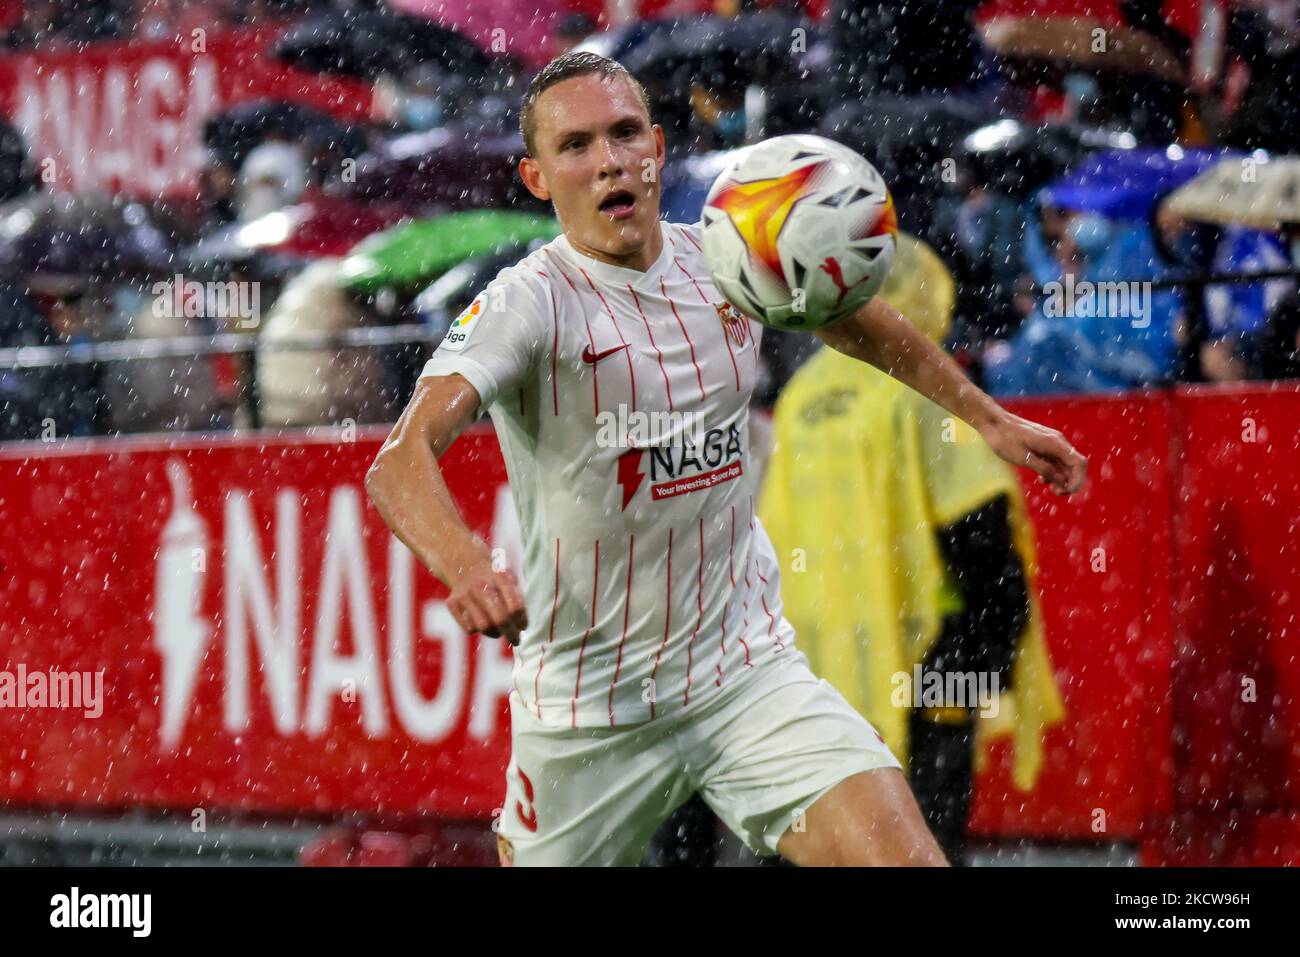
[813,296,1088,496]
[365,374,529,644]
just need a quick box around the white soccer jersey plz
[421,220,797,728]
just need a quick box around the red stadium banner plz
[969,391,1177,842]
[1156,385,1300,865]
[0,26,373,199]
[1,385,1298,861]
[0,427,514,818]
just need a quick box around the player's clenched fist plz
[447,561,529,646]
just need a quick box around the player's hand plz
[446,559,529,646]
[981,410,1087,496]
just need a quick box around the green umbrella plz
[337,210,560,294]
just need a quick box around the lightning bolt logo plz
[616,448,645,511]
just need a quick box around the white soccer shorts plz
[495,651,901,866]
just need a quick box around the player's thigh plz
[777,766,948,867]
[688,652,903,860]
[497,695,691,867]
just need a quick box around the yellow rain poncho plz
[758,235,1064,790]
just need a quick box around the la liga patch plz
[440,295,485,352]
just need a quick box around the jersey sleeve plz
[419,266,551,410]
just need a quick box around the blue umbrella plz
[1042,147,1237,221]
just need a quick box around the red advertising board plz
[1155,385,1300,864]
[1,384,1299,861]
[0,427,514,817]
[0,26,373,198]
[968,391,1176,841]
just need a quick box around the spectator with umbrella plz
[1161,155,1300,381]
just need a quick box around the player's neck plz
[569,225,664,273]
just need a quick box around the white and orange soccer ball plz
[700,134,898,332]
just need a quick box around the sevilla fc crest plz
[714,301,751,349]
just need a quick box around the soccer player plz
[365,51,1087,867]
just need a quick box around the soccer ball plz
[700,134,897,332]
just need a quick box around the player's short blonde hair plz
[520,51,653,158]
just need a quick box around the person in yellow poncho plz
[758,233,1066,863]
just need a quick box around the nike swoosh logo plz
[581,343,630,365]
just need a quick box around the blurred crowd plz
[826,0,1300,398]
[0,0,1298,442]
[0,0,318,45]
[2,0,281,45]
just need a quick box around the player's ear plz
[519,156,550,202]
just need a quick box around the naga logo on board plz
[151,458,520,747]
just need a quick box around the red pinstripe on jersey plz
[553,262,602,415]
[629,284,674,412]
[728,504,737,587]
[683,518,704,706]
[734,525,756,667]
[571,540,600,728]
[749,496,782,652]
[677,257,712,303]
[757,571,784,651]
[717,597,728,687]
[648,527,673,719]
[716,505,740,685]
[608,534,636,726]
[535,269,560,416]
[580,266,638,413]
[532,537,562,719]
[660,276,706,403]
[735,565,756,668]
[677,258,741,391]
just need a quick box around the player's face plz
[520,73,666,270]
